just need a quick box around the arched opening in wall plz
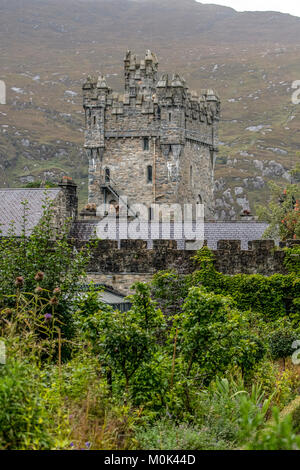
[105,168,110,183]
[197,194,203,204]
[147,165,153,183]
[109,199,119,216]
[143,137,149,151]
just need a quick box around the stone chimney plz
[58,177,78,221]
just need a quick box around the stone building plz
[0,178,77,237]
[83,50,220,219]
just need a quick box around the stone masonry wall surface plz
[74,239,299,294]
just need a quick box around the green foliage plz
[191,246,299,321]
[0,198,92,341]
[201,373,272,445]
[0,360,55,449]
[180,287,264,381]
[256,179,300,240]
[268,323,299,362]
[247,407,300,450]
[151,270,189,318]
[24,181,58,188]
[135,420,228,450]
[284,245,300,276]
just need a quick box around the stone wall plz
[75,239,299,294]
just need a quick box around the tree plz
[256,177,300,240]
[179,287,263,381]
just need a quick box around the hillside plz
[0,0,299,216]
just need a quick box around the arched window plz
[198,194,203,204]
[147,165,153,183]
[143,137,149,151]
[105,168,110,183]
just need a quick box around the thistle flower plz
[35,286,43,294]
[44,313,52,321]
[34,271,45,282]
[53,287,61,295]
[15,276,24,287]
[49,296,59,306]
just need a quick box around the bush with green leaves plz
[76,283,166,398]
[247,407,300,450]
[0,198,92,342]
[200,373,272,445]
[189,247,300,322]
[179,287,264,382]
[0,360,55,449]
[268,321,299,367]
[135,419,228,450]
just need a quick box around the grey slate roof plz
[69,220,269,250]
[0,188,61,236]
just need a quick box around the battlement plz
[73,239,298,278]
[82,50,220,126]
[83,50,220,219]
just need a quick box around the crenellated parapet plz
[82,50,221,218]
[72,239,297,277]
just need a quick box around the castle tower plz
[83,50,220,219]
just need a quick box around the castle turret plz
[82,51,220,218]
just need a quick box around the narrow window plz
[169,112,172,122]
[93,115,97,126]
[143,137,149,151]
[148,207,153,221]
[157,106,161,120]
[105,168,110,183]
[147,165,153,183]
[190,165,193,187]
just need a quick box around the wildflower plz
[44,313,52,321]
[34,271,45,282]
[85,442,91,449]
[53,287,61,295]
[35,286,43,294]
[49,296,59,306]
[15,276,24,287]
[70,442,74,448]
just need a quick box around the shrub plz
[269,324,299,367]
[247,407,300,450]
[135,419,228,450]
[0,360,54,449]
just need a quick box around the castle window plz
[157,106,161,120]
[190,165,193,187]
[105,168,110,183]
[143,137,149,151]
[148,207,153,221]
[169,112,172,122]
[93,115,97,126]
[147,165,153,183]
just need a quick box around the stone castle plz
[83,50,220,219]
[2,50,298,298]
